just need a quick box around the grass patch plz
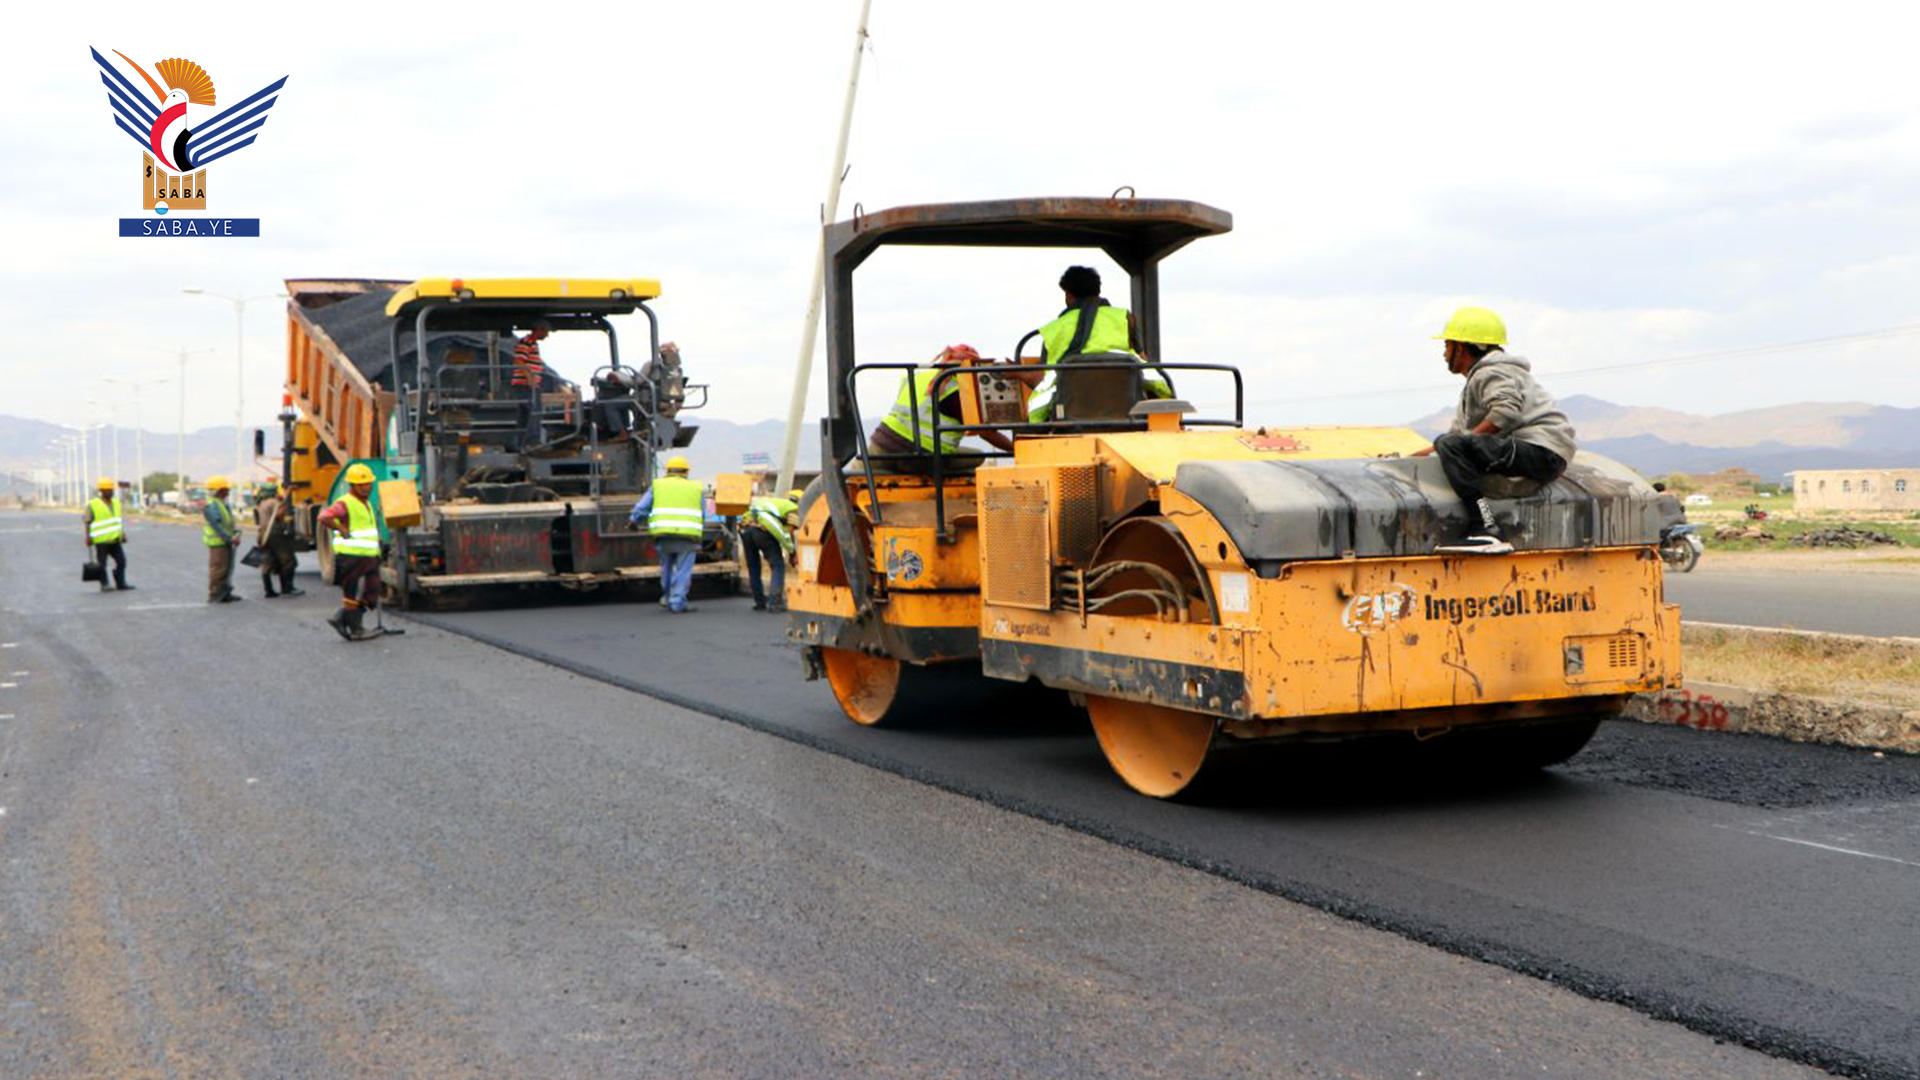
[1683,625,1920,709]
[1701,517,1920,551]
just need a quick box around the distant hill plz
[1409,395,1920,481]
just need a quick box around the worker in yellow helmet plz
[629,455,704,613]
[317,463,383,639]
[202,476,243,603]
[741,486,800,613]
[84,477,132,592]
[1413,307,1577,555]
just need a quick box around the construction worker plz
[203,477,243,603]
[628,456,704,613]
[867,344,1014,472]
[741,487,800,612]
[253,480,304,598]
[1026,265,1170,423]
[84,478,132,592]
[318,464,383,640]
[1413,307,1578,554]
[512,319,551,389]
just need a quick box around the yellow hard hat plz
[96,477,115,490]
[207,475,231,491]
[788,488,805,501]
[1434,306,1507,346]
[344,463,376,484]
[665,455,690,473]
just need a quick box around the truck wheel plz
[1085,695,1218,798]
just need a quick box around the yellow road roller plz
[785,196,1680,797]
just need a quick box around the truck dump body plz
[281,277,735,601]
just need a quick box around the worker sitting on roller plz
[1026,265,1171,424]
[318,464,384,640]
[1413,306,1577,555]
[84,478,132,592]
[866,344,1015,471]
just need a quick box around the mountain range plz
[1408,396,1920,480]
[6,396,1913,495]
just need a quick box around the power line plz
[1251,321,1920,407]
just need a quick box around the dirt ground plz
[1694,547,1920,576]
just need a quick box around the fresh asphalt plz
[0,509,1909,1078]
[1667,562,1920,637]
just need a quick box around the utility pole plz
[171,345,215,496]
[108,374,172,505]
[776,0,874,494]
[185,289,281,489]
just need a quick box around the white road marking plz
[1730,828,1920,869]
[245,778,258,785]
[0,643,15,648]
[7,672,25,677]
[0,715,13,721]
[0,684,14,690]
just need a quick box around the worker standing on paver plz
[202,477,243,603]
[741,488,800,612]
[1413,307,1577,554]
[253,481,304,599]
[84,478,132,592]
[511,319,550,389]
[318,464,383,640]
[628,456,704,613]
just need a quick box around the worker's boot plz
[279,569,303,598]
[327,606,355,641]
[113,568,132,591]
[263,571,280,599]
[348,607,381,641]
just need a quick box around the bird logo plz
[89,48,288,215]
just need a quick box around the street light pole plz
[185,289,282,491]
[108,374,171,506]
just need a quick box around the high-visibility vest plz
[648,475,706,540]
[746,496,796,552]
[331,494,382,557]
[1039,304,1134,364]
[87,496,124,543]
[880,370,964,453]
[202,500,235,547]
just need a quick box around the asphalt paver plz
[0,510,1868,1077]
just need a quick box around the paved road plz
[1669,562,1920,636]
[413,572,1920,1077]
[0,510,1818,1078]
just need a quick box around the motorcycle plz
[1659,523,1704,573]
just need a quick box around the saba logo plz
[88,48,288,237]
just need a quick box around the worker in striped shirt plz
[511,319,551,390]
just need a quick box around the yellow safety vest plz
[648,475,706,540]
[880,370,965,453]
[202,499,235,547]
[747,496,796,552]
[87,497,124,543]
[1039,304,1134,364]
[332,494,382,557]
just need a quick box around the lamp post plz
[184,288,283,490]
[107,374,171,506]
[164,346,217,498]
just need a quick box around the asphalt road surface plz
[1667,562,1920,636]
[0,510,1904,1078]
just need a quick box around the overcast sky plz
[6,0,1919,453]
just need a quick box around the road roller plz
[785,196,1681,797]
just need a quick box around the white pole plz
[111,413,123,488]
[131,384,145,505]
[79,425,90,494]
[178,347,188,493]
[234,295,245,489]
[776,0,874,494]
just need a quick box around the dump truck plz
[784,197,1681,798]
[279,277,739,605]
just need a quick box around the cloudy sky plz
[5,0,1918,455]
